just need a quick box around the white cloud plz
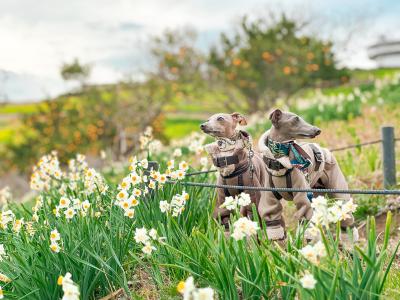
[0,0,399,101]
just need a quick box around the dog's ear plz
[269,109,282,127]
[231,112,247,126]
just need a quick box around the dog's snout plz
[200,123,206,130]
[315,128,321,136]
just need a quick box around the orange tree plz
[2,84,169,174]
[209,15,349,113]
[2,88,116,173]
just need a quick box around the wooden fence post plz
[382,126,396,188]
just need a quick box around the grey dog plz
[258,109,358,241]
[200,113,268,230]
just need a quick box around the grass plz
[164,117,203,140]
[1,151,399,299]
[1,67,400,298]
[0,127,14,144]
[0,103,41,115]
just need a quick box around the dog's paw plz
[266,226,286,241]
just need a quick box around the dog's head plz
[200,112,247,138]
[269,109,321,140]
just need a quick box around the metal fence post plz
[382,126,396,188]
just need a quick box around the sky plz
[0,0,399,102]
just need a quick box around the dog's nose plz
[200,124,206,130]
[315,128,321,136]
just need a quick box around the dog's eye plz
[294,116,300,122]
[217,116,224,121]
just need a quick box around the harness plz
[220,161,250,197]
[264,137,323,201]
[212,131,255,197]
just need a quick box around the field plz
[1,69,400,299]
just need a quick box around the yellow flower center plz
[57,275,63,285]
[177,281,185,294]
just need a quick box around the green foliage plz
[60,59,91,84]
[1,151,398,299]
[164,117,202,140]
[2,89,116,173]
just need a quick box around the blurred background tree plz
[209,14,349,113]
[60,58,91,87]
[0,13,352,174]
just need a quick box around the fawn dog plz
[258,109,358,241]
[200,113,268,230]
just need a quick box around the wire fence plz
[184,137,400,177]
[167,180,400,195]
[176,136,400,196]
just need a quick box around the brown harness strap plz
[221,163,249,197]
[268,172,282,200]
[263,156,285,171]
[268,169,294,200]
[213,155,239,168]
[309,144,323,171]
[222,177,231,197]
[285,171,293,198]
[266,220,282,227]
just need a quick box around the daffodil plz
[59,197,71,209]
[58,272,80,300]
[148,181,156,189]
[124,209,135,219]
[167,160,175,169]
[149,228,157,240]
[130,173,141,185]
[50,242,61,253]
[116,190,129,201]
[159,201,170,213]
[142,243,156,255]
[179,161,189,171]
[0,273,10,283]
[300,273,317,289]
[50,229,61,242]
[81,200,90,210]
[173,148,182,157]
[64,208,76,220]
[132,188,142,197]
[134,228,149,244]
[231,217,259,240]
[129,197,139,207]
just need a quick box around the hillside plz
[1,67,399,145]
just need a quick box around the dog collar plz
[266,138,292,157]
[266,137,311,171]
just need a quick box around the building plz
[368,36,400,68]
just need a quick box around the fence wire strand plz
[167,180,400,195]
[184,137,400,177]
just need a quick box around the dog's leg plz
[213,181,233,232]
[258,191,286,240]
[289,169,314,221]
